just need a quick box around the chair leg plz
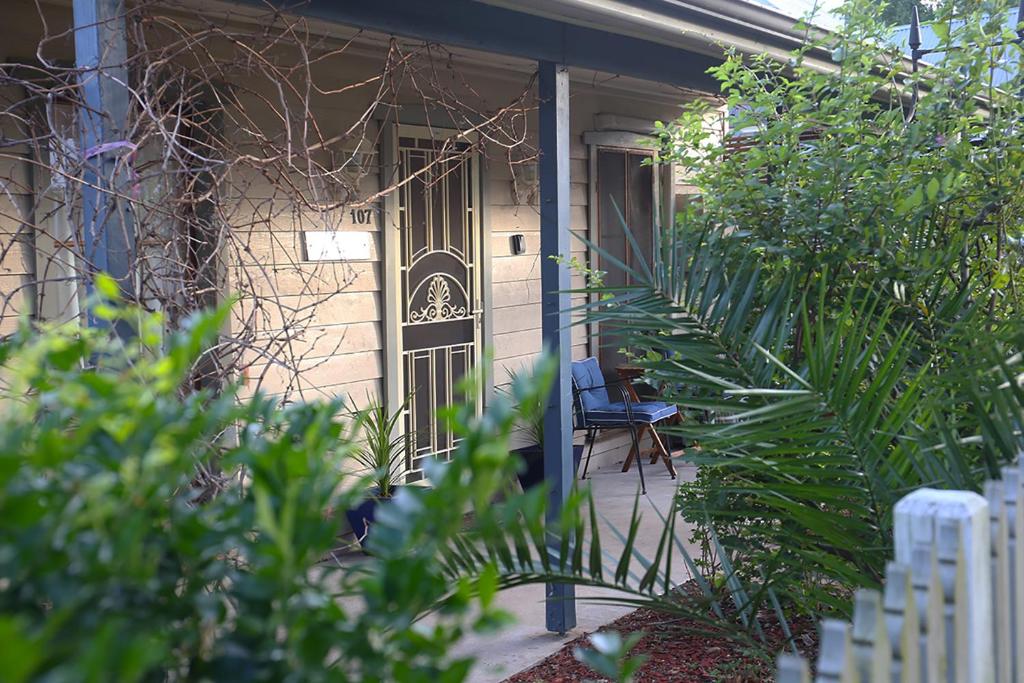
[649,423,676,478]
[621,430,639,473]
[648,421,667,464]
[628,423,646,495]
[638,425,659,464]
[580,428,597,480]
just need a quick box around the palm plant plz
[573,212,1024,615]
[504,366,544,446]
[352,395,407,498]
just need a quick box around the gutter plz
[475,0,840,72]
[477,0,938,108]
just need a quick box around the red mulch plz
[503,603,817,683]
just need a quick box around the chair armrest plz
[572,379,633,403]
[572,379,636,425]
[576,377,632,393]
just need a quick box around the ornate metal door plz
[397,131,481,482]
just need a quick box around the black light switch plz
[510,234,526,255]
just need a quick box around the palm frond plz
[439,484,781,647]
[572,215,1024,617]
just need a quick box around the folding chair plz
[571,357,678,495]
[614,365,680,477]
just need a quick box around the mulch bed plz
[503,604,817,683]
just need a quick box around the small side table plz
[615,366,677,477]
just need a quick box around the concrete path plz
[451,458,699,683]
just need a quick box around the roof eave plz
[473,0,840,72]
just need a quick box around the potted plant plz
[506,368,584,490]
[345,396,407,548]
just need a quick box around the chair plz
[614,365,680,476]
[571,357,678,494]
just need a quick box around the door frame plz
[583,130,669,361]
[379,121,490,462]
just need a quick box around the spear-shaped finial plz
[907,4,922,124]
[909,4,922,55]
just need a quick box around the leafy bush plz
[584,0,1024,617]
[0,281,776,681]
[0,281,563,682]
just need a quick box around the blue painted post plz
[538,60,577,635]
[73,0,134,328]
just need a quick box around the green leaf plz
[94,273,121,300]
[898,185,924,214]
[0,618,42,683]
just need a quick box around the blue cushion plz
[571,357,610,411]
[586,401,677,425]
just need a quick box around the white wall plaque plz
[304,231,372,261]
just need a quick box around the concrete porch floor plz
[451,457,700,683]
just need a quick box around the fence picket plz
[852,588,890,682]
[936,517,967,683]
[779,653,811,683]
[910,545,945,682]
[884,563,920,683]
[986,479,1012,683]
[1000,461,1024,683]
[893,489,992,682]
[818,619,859,683]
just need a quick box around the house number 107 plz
[349,208,375,225]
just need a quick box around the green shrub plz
[0,280,559,682]
[0,282,749,682]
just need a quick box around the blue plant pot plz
[345,498,377,549]
[512,444,584,490]
[345,489,395,549]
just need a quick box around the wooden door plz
[595,147,655,371]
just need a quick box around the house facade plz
[0,0,835,631]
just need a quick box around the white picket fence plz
[777,458,1024,683]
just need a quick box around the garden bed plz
[504,605,816,682]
